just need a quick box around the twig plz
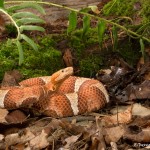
[5,1,150,43]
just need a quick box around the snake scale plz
[0,67,109,117]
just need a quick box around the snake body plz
[0,67,109,117]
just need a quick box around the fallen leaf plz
[128,80,150,100]
[11,143,25,150]
[0,134,4,142]
[111,103,150,117]
[63,48,73,67]
[0,14,5,35]
[97,0,111,10]
[5,110,27,124]
[124,127,150,142]
[104,125,125,144]
[90,136,100,150]
[5,128,35,146]
[100,105,133,127]
[1,70,22,87]
[0,109,9,123]
[88,6,100,14]
[30,129,49,149]
[132,103,150,117]
[110,142,118,150]
[63,134,82,149]
[129,115,150,128]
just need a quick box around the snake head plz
[51,67,73,85]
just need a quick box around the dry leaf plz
[111,103,150,117]
[104,126,125,144]
[63,134,82,149]
[88,6,100,14]
[30,129,49,149]
[5,110,27,124]
[129,115,150,128]
[63,48,73,67]
[1,70,22,87]
[0,134,4,142]
[0,109,9,123]
[144,72,150,80]
[132,103,150,117]
[124,127,150,142]
[5,128,35,146]
[128,80,150,100]
[0,14,5,35]
[110,142,118,150]
[11,143,25,150]
[100,105,133,127]
[97,0,111,10]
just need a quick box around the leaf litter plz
[0,27,150,149]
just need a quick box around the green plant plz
[3,0,150,64]
[79,56,103,77]
[0,0,45,65]
[0,36,63,80]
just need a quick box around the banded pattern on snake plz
[0,67,109,117]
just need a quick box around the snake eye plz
[62,70,64,72]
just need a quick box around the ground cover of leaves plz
[0,60,149,150]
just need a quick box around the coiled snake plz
[0,67,109,117]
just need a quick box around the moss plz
[102,0,150,24]
[117,39,141,66]
[140,0,150,23]
[0,36,64,81]
[102,0,138,17]
[79,55,103,77]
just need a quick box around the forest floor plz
[0,1,150,150]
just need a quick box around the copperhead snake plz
[0,67,109,117]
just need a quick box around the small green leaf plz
[82,16,90,39]
[67,11,77,35]
[20,25,45,32]
[79,7,91,13]
[112,25,118,51]
[0,0,4,8]
[16,18,45,26]
[21,34,38,51]
[88,6,100,14]
[7,2,45,14]
[98,20,106,48]
[16,40,24,65]
[12,12,40,19]
[140,38,145,59]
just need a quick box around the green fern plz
[67,11,77,35]
[0,2,45,65]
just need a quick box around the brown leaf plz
[0,134,4,142]
[97,0,111,10]
[0,109,9,123]
[5,128,35,146]
[11,143,25,150]
[100,105,133,127]
[63,48,73,67]
[124,127,150,142]
[1,70,22,87]
[0,14,5,35]
[129,115,150,128]
[63,134,82,149]
[30,129,49,149]
[111,103,150,117]
[5,110,27,124]
[144,72,150,80]
[128,80,150,100]
[104,126,125,144]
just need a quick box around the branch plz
[0,8,20,39]
[5,1,150,43]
